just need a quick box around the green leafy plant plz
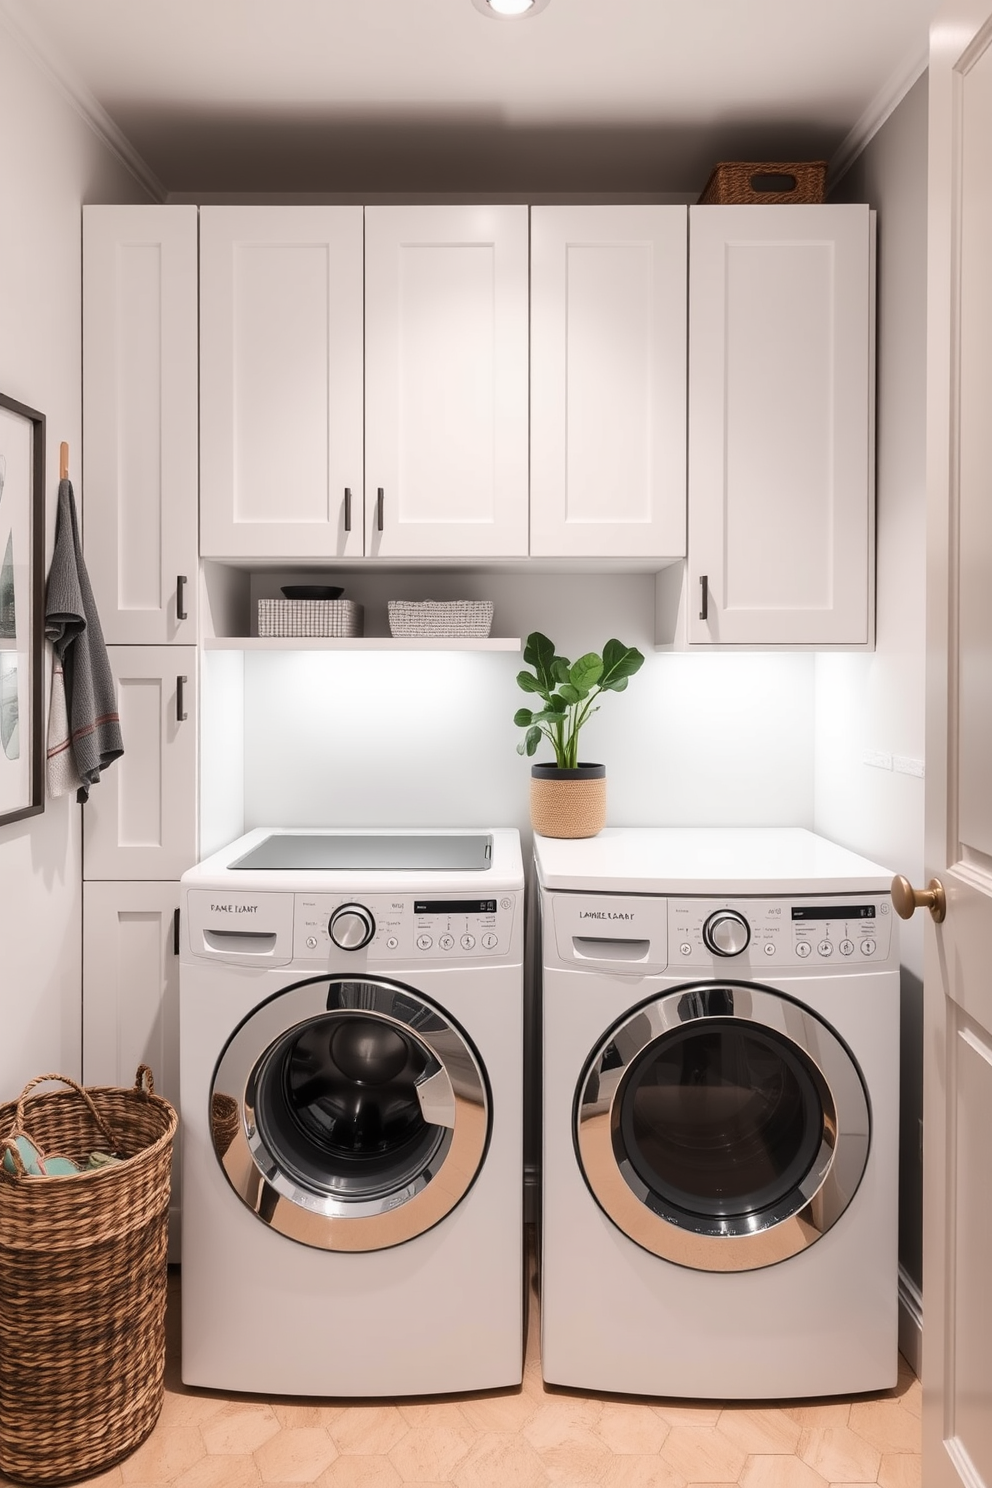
[514,631,645,769]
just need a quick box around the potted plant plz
[514,631,645,838]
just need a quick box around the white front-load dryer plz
[179,827,524,1397]
[537,827,900,1400]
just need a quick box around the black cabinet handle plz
[376,488,384,532]
[176,574,188,622]
[699,575,709,622]
[177,675,188,723]
[343,488,352,533]
[173,906,180,956]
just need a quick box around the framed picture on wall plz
[0,392,45,825]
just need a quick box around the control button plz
[417,934,433,950]
[305,936,318,949]
[386,936,399,950]
[817,940,833,957]
[482,933,498,949]
[879,902,890,915]
[328,902,376,951]
[839,939,854,956]
[461,934,476,950]
[500,897,512,910]
[439,934,454,951]
[680,942,693,957]
[796,941,812,958]
[861,938,877,956]
[702,909,751,957]
[763,942,776,956]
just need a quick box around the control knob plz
[328,903,375,951]
[702,909,751,957]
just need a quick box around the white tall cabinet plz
[686,204,874,646]
[81,208,198,1227]
[530,205,687,559]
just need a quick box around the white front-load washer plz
[179,827,524,1397]
[537,826,900,1400]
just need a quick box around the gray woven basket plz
[388,600,494,638]
[258,599,363,637]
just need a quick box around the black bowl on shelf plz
[280,585,344,601]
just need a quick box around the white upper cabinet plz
[530,206,687,559]
[687,204,874,646]
[364,205,529,559]
[83,206,198,643]
[199,207,365,561]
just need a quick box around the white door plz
[83,206,198,644]
[199,206,364,561]
[364,205,529,559]
[922,5,992,1483]
[530,206,687,560]
[82,647,197,881]
[688,205,874,646]
[83,879,181,1251]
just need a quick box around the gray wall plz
[821,74,929,1296]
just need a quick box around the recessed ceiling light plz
[471,0,551,18]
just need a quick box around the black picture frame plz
[0,392,46,825]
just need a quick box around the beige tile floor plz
[11,1246,922,1488]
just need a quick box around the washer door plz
[575,982,870,1272]
[212,975,490,1251]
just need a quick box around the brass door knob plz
[891,874,946,923]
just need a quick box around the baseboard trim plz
[898,1264,923,1378]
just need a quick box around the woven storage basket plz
[258,598,363,637]
[0,1066,178,1485]
[388,600,494,638]
[699,160,827,205]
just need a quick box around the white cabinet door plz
[530,206,687,559]
[82,206,198,644]
[199,206,364,561]
[688,205,874,646]
[83,647,197,880]
[365,205,529,559]
[83,879,181,1250]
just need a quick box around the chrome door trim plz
[575,982,870,1272]
[212,975,490,1251]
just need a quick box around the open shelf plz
[202,636,522,652]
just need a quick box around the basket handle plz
[10,1073,120,1154]
[134,1064,156,1096]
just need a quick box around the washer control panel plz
[669,895,894,968]
[294,893,518,961]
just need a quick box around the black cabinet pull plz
[376,488,384,532]
[177,675,188,723]
[173,906,181,956]
[176,574,188,622]
[343,488,352,533]
[699,575,709,622]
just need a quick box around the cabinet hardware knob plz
[177,675,188,723]
[377,488,384,532]
[343,488,352,533]
[699,574,709,622]
[891,874,946,923]
[177,574,188,622]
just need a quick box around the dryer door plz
[575,982,870,1272]
[211,975,490,1251]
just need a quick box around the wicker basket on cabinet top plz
[699,160,827,205]
[388,600,494,638]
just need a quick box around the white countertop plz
[184,826,525,894]
[533,827,895,895]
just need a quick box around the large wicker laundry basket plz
[0,1066,177,1485]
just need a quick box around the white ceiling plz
[4,0,938,198]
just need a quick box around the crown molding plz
[0,0,167,201]
[829,39,929,189]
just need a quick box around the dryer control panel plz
[294,892,520,962]
[669,895,895,968]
